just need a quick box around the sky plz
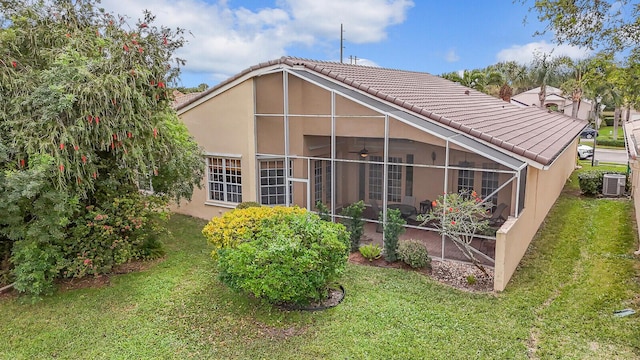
[100,0,593,88]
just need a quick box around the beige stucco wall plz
[631,159,640,249]
[493,140,578,291]
[173,79,256,220]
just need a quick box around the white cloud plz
[99,0,413,84]
[445,49,459,62]
[496,40,592,65]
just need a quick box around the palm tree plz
[530,51,563,109]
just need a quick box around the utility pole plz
[340,24,344,63]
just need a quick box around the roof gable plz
[178,57,586,166]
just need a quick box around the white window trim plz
[205,155,243,206]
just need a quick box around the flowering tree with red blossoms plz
[419,190,493,275]
[0,0,203,296]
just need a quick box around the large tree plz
[0,0,204,296]
[525,0,640,52]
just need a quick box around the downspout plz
[442,137,450,259]
[331,91,336,220]
[382,114,390,250]
[283,71,290,206]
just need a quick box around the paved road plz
[593,147,627,164]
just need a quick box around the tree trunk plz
[571,88,582,118]
[538,86,546,109]
[626,104,631,122]
[614,107,621,140]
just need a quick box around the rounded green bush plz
[216,211,350,305]
[397,239,431,269]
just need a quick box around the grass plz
[1,176,640,359]
[598,125,624,140]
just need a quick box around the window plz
[368,156,402,202]
[314,160,323,205]
[368,156,383,200]
[482,164,499,208]
[259,159,292,205]
[325,161,332,204]
[405,154,414,197]
[207,157,242,203]
[457,162,474,193]
[387,157,402,202]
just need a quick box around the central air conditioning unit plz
[602,174,626,196]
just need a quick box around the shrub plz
[578,170,629,196]
[216,212,350,305]
[340,201,366,253]
[235,201,261,209]
[380,208,405,262]
[595,138,625,148]
[397,240,431,269]
[420,190,492,274]
[315,201,331,221]
[202,206,307,255]
[359,244,382,261]
[466,275,477,285]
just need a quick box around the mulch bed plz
[348,252,494,293]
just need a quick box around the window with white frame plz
[368,156,383,200]
[457,162,474,193]
[207,157,242,203]
[259,159,292,205]
[387,156,402,202]
[325,161,332,204]
[482,164,499,208]
[368,156,403,202]
[314,160,323,205]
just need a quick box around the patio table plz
[387,204,417,219]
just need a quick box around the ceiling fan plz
[349,138,376,158]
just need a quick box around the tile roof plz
[172,91,203,108]
[178,57,586,166]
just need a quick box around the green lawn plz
[598,125,624,140]
[1,174,639,359]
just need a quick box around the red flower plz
[73,145,79,151]
[87,115,93,124]
[451,221,456,225]
[59,164,64,172]
[153,128,158,138]
[95,116,100,124]
[11,61,17,68]
[431,200,437,207]
[127,132,132,138]
[158,81,165,88]
[123,44,129,52]
[163,36,168,45]
[153,168,158,176]
[449,207,453,212]
[59,143,65,150]
[83,259,92,265]
[471,190,477,197]
[81,155,87,163]
[19,159,25,168]
[65,33,70,38]
[139,23,148,28]
[92,172,97,179]
[113,134,118,140]
[138,47,143,54]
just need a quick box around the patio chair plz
[402,195,415,207]
[488,203,508,227]
[370,199,383,233]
